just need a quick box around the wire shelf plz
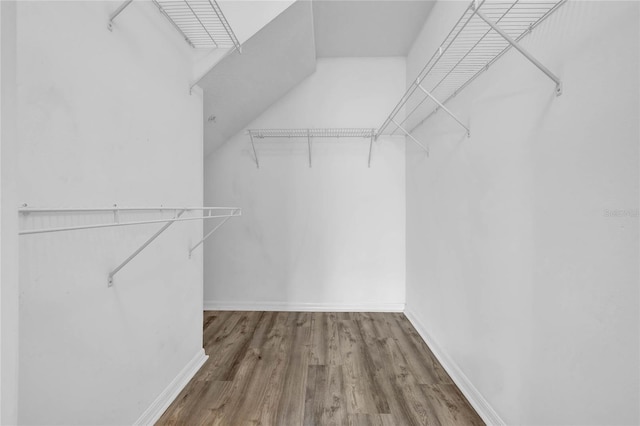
[19,205,242,286]
[246,128,378,168]
[378,0,566,137]
[152,0,241,50]
[248,128,376,139]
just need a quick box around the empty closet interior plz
[1,0,638,425]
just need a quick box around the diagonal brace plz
[368,134,374,168]
[472,4,562,96]
[392,119,429,155]
[108,209,185,287]
[188,210,238,258]
[108,0,133,31]
[249,133,260,169]
[307,130,312,168]
[417,82,470,137]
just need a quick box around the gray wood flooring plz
[157,311,484,425]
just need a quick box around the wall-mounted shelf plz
[377,0,566,152]
[247,128,377,168]
[19,205,241,287]
[108,0,241,51]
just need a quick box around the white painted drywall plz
[1,1,20,424]
[405,1,639,425]
[16,2,204,424]
[192,1,296,86]
[200,1,317,154]
[218,0,295,45]
[204,57,406,311]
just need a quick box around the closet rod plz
[19,206,242,287]
[19,206,238,213]
[18,212,239,236]
[18,206,241,235]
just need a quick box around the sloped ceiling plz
[313,0,435,57]
[200,1,316,155]
[200,0,436,154]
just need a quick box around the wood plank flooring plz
[157,312,484,426]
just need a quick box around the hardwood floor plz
[157,312,484,426]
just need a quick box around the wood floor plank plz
[275,312,312,425]
[326,312,344,366]
[323,365,347,425]
[198,311,265,382]
[384,313,453,385]
[422,384,485,426]
[303,365,328,426]
[157,311,485,426]
[309,312,327,365]
[221,311,289,425]
[339,319,389,415]
[347,413,397,426]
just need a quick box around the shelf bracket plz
[249,133,260,169]
[188,210,238,258]
[391,119,429,155]
[108,209,185,287]
[417,82,470,137]
[472,5,563,96]
[368,134,374,168]
[307,130,312,168]
[107,0,134,31]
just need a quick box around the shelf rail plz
[247,128,377,168]
[19,205,241,287]
[376,0,566,148]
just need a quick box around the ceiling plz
[200,1,317,155]
[312,0,436,57]
[200,0,436,154]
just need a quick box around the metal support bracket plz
[108,0,133,31]
[188,209,239,258]
[417,82,470,137]
[367,135,374,168]
[472,4,563,96]
[249,133,260,169]
[307,130,312,168]
[108,209,185,287]
[391,119,429,155]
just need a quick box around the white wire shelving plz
[108,0,241,51]
[19,205,241,287]
[247,128,377,168]
[377,0,567,153]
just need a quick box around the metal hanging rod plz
[248,128,376,138]
[19,206,237,213]
[18,205,241,235]
[108,0,242,52]
[247,128,377,168]
[18,205,241,287]
[377,0,566,144]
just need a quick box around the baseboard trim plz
[133,349,208,426]
[403,307,506,426]
[203,300,405,312]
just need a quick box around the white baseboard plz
[403,307,506,426]
[133,349,208,426]
[203,300,405,312]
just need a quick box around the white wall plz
[218,0,295,45]
[16,2,204,424]
[405,1,639,425]
[204,57,406,311]
[1,1,20,424]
